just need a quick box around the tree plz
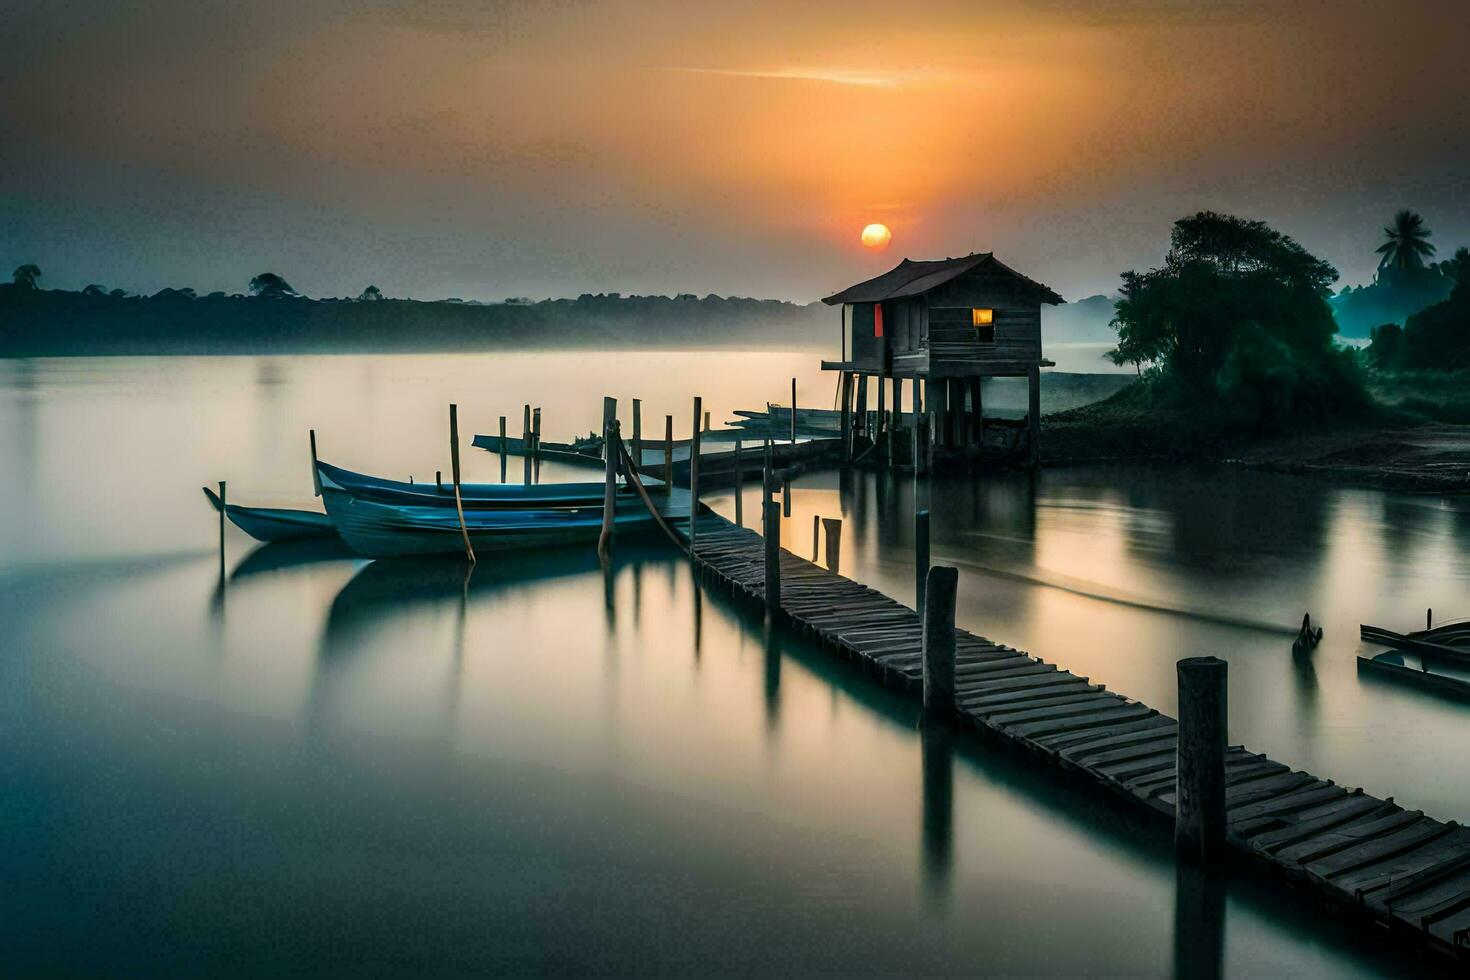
[248,272,297,298]
[1376,210,1436,273]
[358,284,382,301]
[82,284,108,297]
[12,263,41,290]
[1109,212,1365,431]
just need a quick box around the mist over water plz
[2,351,1462,974]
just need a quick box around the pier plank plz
[683,509,1469,962]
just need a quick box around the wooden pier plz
[687,510,1470,965]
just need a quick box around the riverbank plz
[1043,382,1470,493]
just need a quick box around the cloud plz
[655,66,928,89]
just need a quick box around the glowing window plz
[971,308,993,326]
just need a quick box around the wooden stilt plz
[812,514,820,560]
[663,415,674,493]
[916,508,930,613]
[890,377,903,467]
[969,377,984,450]
[690,396,702,551]
[703,410,711,432]
[822,517,842,574]
[532,407,542,458]
[839,372,854,464]
[1027,363,1041,469]
[449,404,475,564]
[876,372,886,450]
[854,374,868,442]
[922,565,957,716]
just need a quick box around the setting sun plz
[860,223,892,250]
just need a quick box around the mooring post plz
[663,414,674,493]
[733,439,744,526]
[764,498,781,618]
[812,513,820,560]
[436,470,442,491]
[1176,656,1228,863]
[532,407,542,459]
[922,565,958,716]
[309,429,321,496]
[790,377,797,445]
[217,479,227,578]
[599,414,620,558]
[449,403,476,564]
[703,410,711,432]
[916,508,931,615]
[1428,607,1434,630]
[690,396,702,551]
[523,403,532,451]
[631,398,642,475]
[823,517,842,573]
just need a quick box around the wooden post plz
[703,410,711,432]
[217,480,227,577]
[854,374,868,441]
[690,396,702,550]
[839,372,853,464]
[631,398,642,475]
[916,508,930,614]
[1428,607,1434,630]
[663,415,674,493]
[532,407,542,458]
[890,378,903,467]
[1176,656,1228,862]
[1027,363,1041,469]
[812,514,820,560]
[764,498,781,618]
[599,416,620,558]
[876,372,886,448]
[790,377,797,445]
[734,439,744,526]
[309,430,321,496]
[523,404,532,452]
[601,398,615,460]
[498,415,507,481]
[449,404,475,564]
[823,517,842,574]
[922,565,958,715]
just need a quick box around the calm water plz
[3,351,1466,975]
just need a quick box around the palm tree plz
[1376,210,1436,272]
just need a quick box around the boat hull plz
[202,486,336,542]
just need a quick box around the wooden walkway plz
[688,511,1470,964]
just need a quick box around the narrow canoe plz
[202,486,337,543]
[1358,650,1470,700]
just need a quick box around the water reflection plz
[1173,862,1226,980]
[920,718,954,908]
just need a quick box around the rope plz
[616,435,690,555]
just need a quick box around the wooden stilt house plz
[820,252,1062,466]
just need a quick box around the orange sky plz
[4,0,1468,301]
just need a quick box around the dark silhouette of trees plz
[248,272,297,298]
[1369,246,1470,371]
[82,284,108,297]
[1110,212,1365,431]
[12,263,41,290]
[358,284,382,301]
[1376,210,1436,273]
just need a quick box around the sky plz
[3,0,1468,303]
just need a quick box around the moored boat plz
[319,484,689,558]
[1357,649,1470,700]
[202,485,337,542]
[315,459,626,510]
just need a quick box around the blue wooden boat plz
[319,484,688,558]
[202,486,336,542]
[315,459,618,510]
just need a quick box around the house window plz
[874,304,884,338]
[971,308,995,344]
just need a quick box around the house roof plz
[820,252,1064,306]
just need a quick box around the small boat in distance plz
[202,485,336,543]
